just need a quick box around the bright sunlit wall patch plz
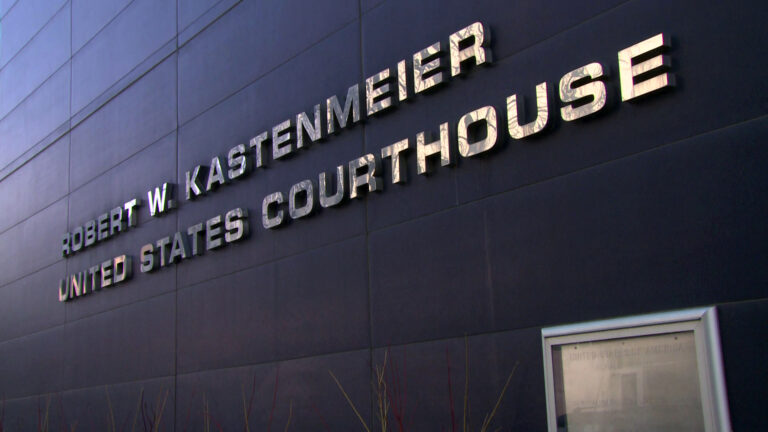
[541,307,731,432]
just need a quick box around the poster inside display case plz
[542,308,732,432]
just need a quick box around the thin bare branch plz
[329,370,371,432]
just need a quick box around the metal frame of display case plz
[542,307,731,432]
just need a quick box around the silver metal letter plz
[289,180,316,219]
[205,215,224,250]
[156,236,171,267]
[619,33,674,101]
[366,68,395,116]
[72,226,84,251]
[148,183,176,217]
[70,273,84,297]
[327,84,361,134]
[417,122,452,175]
[397,60,409,101]
[507,82,549,139]
[262,192,286,229]
[109,206,124,235]
[319,165,346,208]
[124,198,141,227]
[225,208,248,243]
[413,42,445,93]
[227,143,251,180]
[97,213,110,240]
[206,157,227,191]
[249,132,269,168]
[458,106,498,157]
[84,270,94,295]
[81,270,92,296]
[272,119,295,160]
[140,244,155,273]
[168,232,189,264]
[296,104,323,149]
[113,255,131,284]
[186,165,207,200]
[449,22,492,76]
[381,139,410,184]
[84,220,96,247]
[62,234,71,257]
[559,63,607,121]
[187,223,205,256]
[349,154,382,199]
[58,279,69,302]
[100,260,113,288]
[148,183,176,218]
[89,265,100,291]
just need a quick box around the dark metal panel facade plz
[0,0,765,430]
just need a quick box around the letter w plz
[147,183,176,217]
